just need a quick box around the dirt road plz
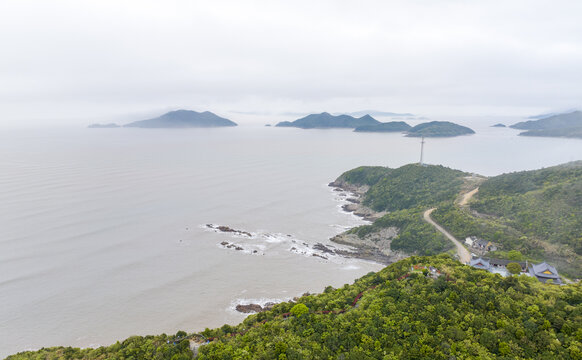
[459,187,479,206]
[423,208,471,264]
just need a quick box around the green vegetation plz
[431,203,527,252]
[7,332,194,360]
[334,164,467,255]
[195,256,582,359]
[430,162,582,278]
[276,112,380,129]
[336,164,467,255]
[337,161,582,278]
[353,121,411,132]
[506,263,522,275]
[12,256,582,359]
[474,162,582,252]
[335,166,393,186]
[348,208,453,255]
[358,164,466,212]
[406,121,475,137]
[290,303,309,318]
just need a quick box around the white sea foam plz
[342,264,360,270]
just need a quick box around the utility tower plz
[419,136,425,165]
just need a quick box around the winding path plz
[460,187,479,206]
[422,188,479,265]
[424,208,471,264]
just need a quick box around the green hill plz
[353,121,411,132]
[12,255,580,359]
[335,162,582,277]
[431,161,582,277]
[124,110,237,128]
[406,121,475,137]
[275,112,380,129]
[510,111,582,130]
[340,163,468,212]
[334,164,467,255]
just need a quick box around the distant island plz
[354,121,411,132]
[510,111,582,139]
[406,121,475,137]
[339,110,414,117]
[88,123,120,128]
[124,110,237,128]
[275,112,380,129]
[491,123,506,128]
[520,127,582,139]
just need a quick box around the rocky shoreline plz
[330,229,407,265]
[328,180,387,222]
[328,180,407,265]
[226,179,410,314]
[235,293,312,314]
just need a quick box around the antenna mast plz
[419,136,425,165]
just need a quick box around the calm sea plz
[1,119,581,356]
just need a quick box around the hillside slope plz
[432,161,582,277]
[332,164,468,256]
[9,255,582,360]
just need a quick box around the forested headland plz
[334,161,582,278]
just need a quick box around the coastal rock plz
[329,180,385,220]
[263,302,276,311]
[235,304,264,313]
[342,204,359,213]
[206,224,252,237]
[313,243,335,254]
[220,241,246,252]
[330,227,406,265]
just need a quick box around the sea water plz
[1,119,581,356]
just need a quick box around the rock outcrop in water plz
[206,224,252,237]
[235,302,277,313]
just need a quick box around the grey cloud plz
[1,0,582,127]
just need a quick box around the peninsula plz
[124,110,237,128]
[330,161,582,278]
[275,112,380,129]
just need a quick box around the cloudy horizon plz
[1,0,582,128]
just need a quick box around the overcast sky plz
[1,0,582,127]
